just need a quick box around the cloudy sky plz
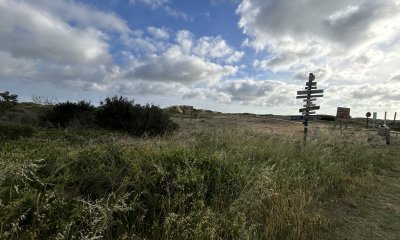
[1,0,400,117]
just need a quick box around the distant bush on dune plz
[40,101,95,128]
[0,91,18,114]
[96,96,178,136]
[0,122,36,139]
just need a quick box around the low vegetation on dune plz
[0,91,398,239]
[1,111,397,239]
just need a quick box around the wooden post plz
[384,111,387,125]
[296,73,323,145]
[393,112,397,126]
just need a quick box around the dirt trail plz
[331,147,400,240]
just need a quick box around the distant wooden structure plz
[334,107,350,129]
[177,105,193,121]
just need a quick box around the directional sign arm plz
[296,94,323,99]
[297,89,323,95]
[305,82,317,86]
[299,106,320,113]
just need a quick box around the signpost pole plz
[366,112,371,129]
[393,112,397,126]
[296,73,323,145]
[384,111,387,125]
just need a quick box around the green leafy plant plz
[0,91,18,113]
[0,122,36,140]
[40,101,95,128]
[96,96,178,136]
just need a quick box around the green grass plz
[0,123,397,239]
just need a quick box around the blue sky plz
[1,0,400,117]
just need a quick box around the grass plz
[0,116,398,239]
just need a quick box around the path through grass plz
[330,146,400,240]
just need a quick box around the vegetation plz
[0,90,398,239]
[41,101,95,128]
[0,122,36,140]
[96,96,178,136]
[0,91,18,113]
[0,118,396,239]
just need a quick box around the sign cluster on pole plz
[296,73,324,144]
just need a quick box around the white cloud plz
[0,0,112,65]
[237,0,400,50]
[147,26,170,40]
[128,48,237,84]
[125,30,241,84]
[236,0,400,115]
[193,36,245,63]
[26,0,132,43]
[129,0,191,21]
[179,79,298,107]
[129,0,169,9]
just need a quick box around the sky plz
[1,0,400,117]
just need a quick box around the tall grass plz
[0,126,394,239]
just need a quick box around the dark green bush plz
[96,96,178,136]
[319,114,336,121]
[41,101,95,128]
[0,122,36,139]
[0,91,18,114]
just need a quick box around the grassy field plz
[1,111,399,239]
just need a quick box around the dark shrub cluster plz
[41,101,95,128]
[0,91,18,113]
[319,114,336,121]
[0,122,36,139]
[96,96,178,136]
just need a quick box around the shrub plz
[96,96,178,136]
[41,101,95,128]
[319,114,336,121]
[0,91,18,113]
[0,122,36,139]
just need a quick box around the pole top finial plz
[309,73,315,82]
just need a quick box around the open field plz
[1,110,399,239]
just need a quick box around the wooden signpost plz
[296,73,324,145]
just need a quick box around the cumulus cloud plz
[237,0,400,50]
[125,30,241,84]
[147,26,170,40]
[193,36,244,63]
[118,80,187,96]
[129,53,236,84]
[183,79,298,107]
[129,0,191,21]
[237,0,400,83]
[0,0,112,65]
[389,73,400,81]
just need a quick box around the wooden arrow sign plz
[297,89,324,95]
[296,94,324,99]
[302,111,316,115]
[303,104,316,107]
[303,98,317,102]
[299,106,320,113]
[305,86,317,90]
[305,82,317,86]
